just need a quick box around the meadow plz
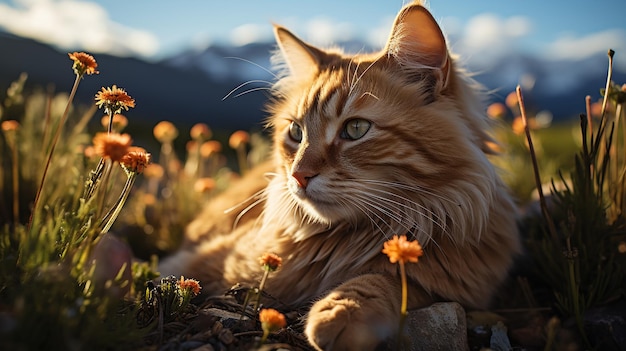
[0,50,624,350]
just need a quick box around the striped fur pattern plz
[159,2,521,350]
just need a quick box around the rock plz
[490,321,513,351]
[394,302,469,351]
[584,300,626,351]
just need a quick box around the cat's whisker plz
[358,179,458,205]
[349,57,380,94]
[365,187,451,234]
[222,80,273,100]
[224,56,279,79]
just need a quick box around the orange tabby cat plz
[159,1,521,349]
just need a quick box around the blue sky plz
[0,0,625,68]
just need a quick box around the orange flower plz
[259,308,287,332]
[143,164,164,179]
[95,85,135,115]
[178,276,202,296]
[194,177,216,193]
[505,91,519,109]
[259,253,282,271]
[190,123,212,141]
[101,114,128,132]
[68,52,99,76]
[382,235,423,264]
[1,120,20,132]
[229,130,249,149]
[486,102,507,120]
[153,121,178,143]
[92,132,132,162]
[120,150,151,174]
[200,140,222,158]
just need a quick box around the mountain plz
[0,32,269,134]
[1,31,624,136]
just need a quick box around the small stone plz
[211,320,223,335]
[490,321,513,351]
[397,302,469,351]
[218,329,234,345]
[191,345,215,351]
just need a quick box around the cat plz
[159,1,521,350]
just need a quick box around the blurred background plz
[0,0,625,135]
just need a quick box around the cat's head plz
[266,1,496,242]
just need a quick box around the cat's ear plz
[273,25,324,79]
[384,3,450,89]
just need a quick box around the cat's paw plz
[305,290,395,351]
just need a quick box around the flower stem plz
[254,270,270,312]
[99,172,137,234]
[516,85,559,245]
[10,141,19,225]
[397,261,408,349]
[28,73,83,232]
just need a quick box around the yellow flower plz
[92,132,132,162]
[190,123,212,141]
[229,130,249,149]
[259,308,286,332]
[68,52,99,76]
[95,85,135,115]
[153,121,178,143]
[178,276,202,296]
[259,253,282,272]
[382,235,423,264]
[120,150,151,174]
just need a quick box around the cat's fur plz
[159,2,521,350]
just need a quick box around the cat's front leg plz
[305,273,424,351]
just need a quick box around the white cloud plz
[0,0,159,57]
[230,23,272,46]
[545,29,626,70]
[305,17,354,47]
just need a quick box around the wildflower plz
[486,102,507,120]
[68,52,99,77]
[200,140,222,158]
[382,235,423,264]
[143,164,164,179]
[382,234,423,344]
[92,132,132,162]
[1,120,20,132]
[505,90,519,109]
[190,123,212,141]
[250,253,283,313]
[120,150,151,174]
[178,276,202,296]
[259,308,287,344]
[230,130,250,175]
[259,253,282,272]
[229,130,250,149]
[153,121,178,143]
[101,114,128,132]
[95,85,135,115]
[194,177,216,193]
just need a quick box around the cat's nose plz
[292,171,317,189]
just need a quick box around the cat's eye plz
[342,118,371,140]
[288,121,303,142]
